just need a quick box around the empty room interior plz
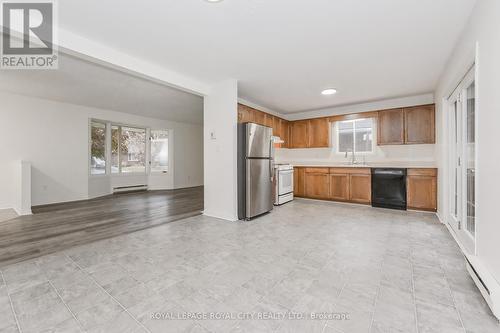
[0,0,500,332]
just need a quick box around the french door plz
[448,67,476,253]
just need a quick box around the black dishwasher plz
[371,168,407,210]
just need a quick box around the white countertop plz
[277,161,437,168]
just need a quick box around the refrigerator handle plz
[269,138,275,181]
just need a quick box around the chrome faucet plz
[345,148,356,165]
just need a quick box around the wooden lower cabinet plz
[305,168,330,200]
[329,173,349,201]
[295,167,436,212]
[299,167,371,204]
[349,174,371,204]
[293,167,305,197]
[407,169,437,211]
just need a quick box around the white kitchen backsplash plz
[275,144,436,164]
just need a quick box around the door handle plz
[269,139,275,181]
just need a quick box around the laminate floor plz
[0,187,204,267]
[0,198,498,333]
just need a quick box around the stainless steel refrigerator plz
[238,123,274,220]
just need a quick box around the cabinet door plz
[294,167,305,197]
[253,111,266,126]
[349,174,371,204]
[308,118,330,148]
[407,175,437,211]
[305,172,330,199]
[290,120,309,148]
[264,114,274,128]
[237,104,254,123]
[329,173,349,201]
[273,117,282,138]
[378,108,404,145]
[404,105,435,144]
[280,120,289,148]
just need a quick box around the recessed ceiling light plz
[205,0,223,2]
[321,88,337,95]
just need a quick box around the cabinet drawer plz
[408,168,437,177]
[305,167,330,174]
[329,167,370,175]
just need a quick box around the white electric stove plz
[274,164,294,205]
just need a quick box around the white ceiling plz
[0,54,204,124]
[58,0,476,114]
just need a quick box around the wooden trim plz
[329,167,370,175]
[329,111,378,123]
[407,168,437,176]
[305,167,330,173]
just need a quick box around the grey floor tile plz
[0,200,496,332]
[452,289,495,317]
[0,325,19,333]
[39,318,81,333]
[17,301,73,333]
[0,309,17,331]
[75,297,123,331]
[459,309,500,333]
[113,283,156,309]
[415,299,463,333]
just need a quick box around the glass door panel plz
[448,67,476,253]
[464,82,476,237]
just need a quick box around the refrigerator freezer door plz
[246,123,273,158]
[246,158,274,218]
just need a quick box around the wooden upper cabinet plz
[294,167,305,197]
[329,173,349,201]
[253,111,266,126]
[305,169,330,199]
[404,105,435,144]
[237,104,254,123]
[308,118,330,148]
[264,114,274,128]
[272,117,282,138]
[378,108,404,145]
[407,168,437,211]
[280,120,290,148]
[290,120,309,148]
[349,174,371,204]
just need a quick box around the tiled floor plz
[0,199,498,333]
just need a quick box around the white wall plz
[435,0,500,288]
[203,80,238,221]
[0,91,203,207]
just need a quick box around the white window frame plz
[111,124,148,176]
[89,120,109,177]
[334,118,376,155]
[150,129,170,174]
[89,119,171,178]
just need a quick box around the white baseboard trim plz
[202,210,238,222]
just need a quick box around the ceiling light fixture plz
[321,88,337,95]
[205,0,224,2]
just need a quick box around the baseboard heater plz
[113,185,148,194]
[465,256,500,320]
